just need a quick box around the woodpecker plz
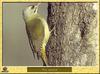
[23,3,50,66]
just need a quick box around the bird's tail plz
[41,57,47,66]
[41,45,48,66]
[37,52,47,66]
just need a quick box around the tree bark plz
[46,3,98,66]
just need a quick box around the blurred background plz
[3,3,48,66]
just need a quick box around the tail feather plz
[37,52,47,66]
[41,57,47,66]
[43,61,46,66]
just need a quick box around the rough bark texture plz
[46,3,98,66]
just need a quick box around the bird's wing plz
[26,25,36,58]
[31,18,45,60]
[26,18,45,59]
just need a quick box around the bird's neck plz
[25,14,38,23]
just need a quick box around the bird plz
[22,3,50,66]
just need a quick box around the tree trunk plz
[46,3,98,66]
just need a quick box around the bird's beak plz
[36,3,41,7]
[34,3,40,13]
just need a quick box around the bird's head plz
[23,3,40,21]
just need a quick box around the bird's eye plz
[31,6,34,9]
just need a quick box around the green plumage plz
[23,5,50,66]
